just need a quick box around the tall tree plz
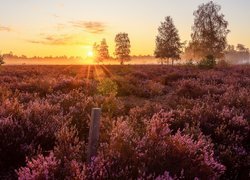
[115,33,131,65]
[155,16,182,65]
[93,39,110,64]
[99,39,109,63]
[189,1,230,60]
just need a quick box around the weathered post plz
[87,108,101,163]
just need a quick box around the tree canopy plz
[93,39,109,64]
[115,33,131,65]
[188,1,230,60]
[155,16,182,65]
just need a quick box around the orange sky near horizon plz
[0,0,250,58]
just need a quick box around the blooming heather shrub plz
[17,152,60,179]
[46,89,95,142]
[136,112,225,179]
[163,72,183,85]
[53,77,81,93]
[14,78,54,97]
[0,86,11,103]
[114,76,138,96]
[0,117,24,173]
[176,79,206,98]
[220,87,250,119]
[130,70,149,80]
[190,104,250,179]
[0,65,249,179]
[144,80,164,97]
[82,113,225,179]
[53,125,85,178]
[128,103,163,135]
[0,98,63,177]
[21,100,63,150]
[17,126,86,180]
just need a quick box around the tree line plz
[93,1,249,65]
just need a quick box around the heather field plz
[0,65,249,179]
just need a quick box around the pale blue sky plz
[0,0,249,56]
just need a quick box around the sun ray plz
[100,64,114,78]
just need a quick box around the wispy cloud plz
[27,33,87,46]
[69,21,106,34]
[0,26,12,32]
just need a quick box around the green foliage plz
[97,78,118,96]
[198,55,216,69]
[190,1,229,59]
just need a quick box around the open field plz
[0,65,250,179]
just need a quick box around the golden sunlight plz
[87,51,94,57]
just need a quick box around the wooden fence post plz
[87,108,101,163]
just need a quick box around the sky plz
[0,0,250,58]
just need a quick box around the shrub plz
[185,59,195,67]
[17,152,60,179]
[217,59,229,68]
[82,113,225,179]
[198,55,216,69]
[97,78,118,96]
[163,72,183,85]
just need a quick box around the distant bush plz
[217,59,230,68]
[185,59,195,66]
[198,55,216,69]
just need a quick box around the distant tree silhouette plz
[93,39,110,64]
[0,54,5,65]
[99,39,109,63]
[115,33,131,65]
[155,16,182,65]
[236,44,248,52]
[225,44,250,64]
[92,42,100,64]
[188,1,230,60]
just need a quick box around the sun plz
[87,51,94,57]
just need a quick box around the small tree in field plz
[115,33,131,65]
[189,1,229,60]
[155,16,182,65]
[0,54,5,65]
